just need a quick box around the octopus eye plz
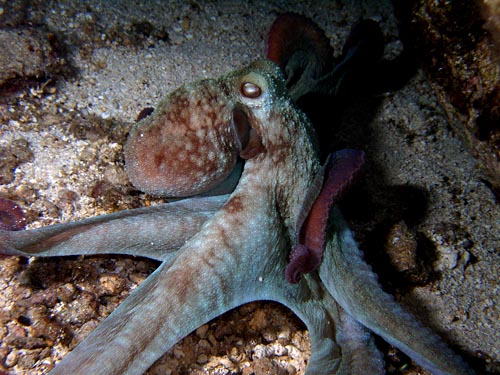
[241,82,262,98]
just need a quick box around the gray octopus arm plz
[47,245,244,375]
[0,195,225,261]
[320,207,475,375]
[268,271,385,375]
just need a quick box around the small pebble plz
[196,353,208,364]
[4,350,19,367]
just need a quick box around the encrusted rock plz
[0,28,67,91]
[394,1,500,195]
[0,138,33,185]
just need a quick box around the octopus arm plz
[47,218,270,374]
[47,260,213,374]
[333,308,384,375]
[320,207,475,375]
[0,195,226,261]
[266,13,334,102]
[265,240,383,374]
[260,264,343,374]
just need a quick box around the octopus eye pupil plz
[241,82,262,98]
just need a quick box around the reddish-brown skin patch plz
[0,198,26,231]
[223,195,244,215]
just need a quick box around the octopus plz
[0,14,474,375]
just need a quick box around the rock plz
[0,138,33,185]
[0,28,67,92]
[394,1,500,195]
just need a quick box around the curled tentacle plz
[266,15,384,103]
[0,198,26,231]
[266,13,334,102]
[286,149,365,283]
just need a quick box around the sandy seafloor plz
[0,0,499,374]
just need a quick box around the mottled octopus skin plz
[124,72,263,197]
[0,60,474,375]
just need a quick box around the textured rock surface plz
[393,0,500,195]
[0,28,67,92]
[0,1,498,374]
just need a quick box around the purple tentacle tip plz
[0,198,26,231]
[285,244,322,284]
